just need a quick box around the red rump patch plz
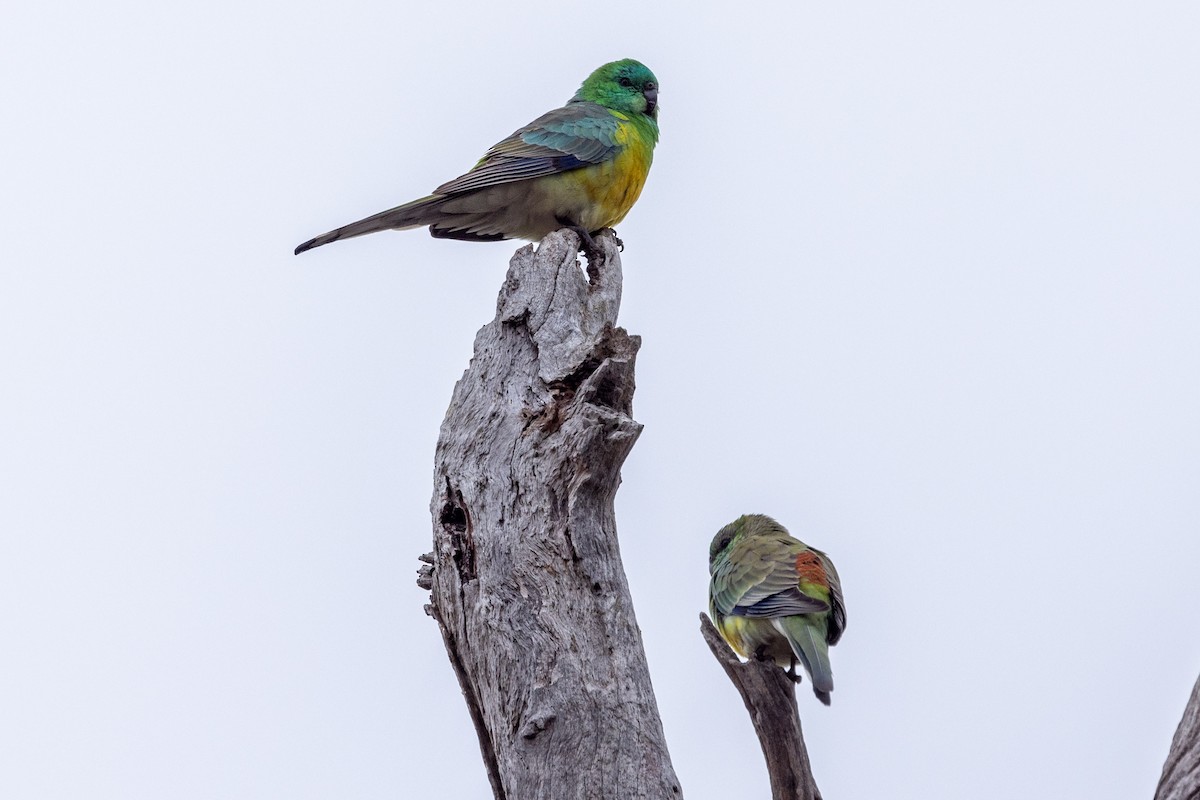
[794,551,829,587]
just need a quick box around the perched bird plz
[295,59,660,256]
[708,514,846,705]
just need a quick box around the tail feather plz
[777,617,834,705]
[294,194,447,255]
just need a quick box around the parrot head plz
[708,517,746,571]
[708,514,785,572]
[574,59,659,120]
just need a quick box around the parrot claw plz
[598,227,624,251]
[750,649,803,684]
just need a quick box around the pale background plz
[3,1,1198,798]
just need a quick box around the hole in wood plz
[439,483,476,583]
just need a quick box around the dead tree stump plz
[421,230,682,800]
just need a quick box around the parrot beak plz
[643,85,658,116]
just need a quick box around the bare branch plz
[700,613,822,800]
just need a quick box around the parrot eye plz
[618,77,633,88]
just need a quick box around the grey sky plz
[2,1,1198,798]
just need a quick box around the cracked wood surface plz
[424,230,681,800]
[1156,672,1200,800]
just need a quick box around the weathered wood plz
[1156,672,1200,800]
[700,613,822,800]
[424,230,682,800]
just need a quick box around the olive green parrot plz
[708,514,846,705]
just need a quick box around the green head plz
[708,514,786,571]
[573,59,659,119]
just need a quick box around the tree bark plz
[699,613,822,800]
[1156,672,1200,800]
[422,230,682,800]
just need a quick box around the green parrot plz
[708,514,846,705]
[294,59,659,256]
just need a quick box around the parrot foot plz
[556,219,606,271]
[786,660,803,684]
[598,227,624,251]
[557,220,598,253]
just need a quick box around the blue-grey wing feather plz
[434,103,622,195]
[735,588,830,618]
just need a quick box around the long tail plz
[294,194,447,255]
[777,617,834,705]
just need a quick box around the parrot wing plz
[812,548,847,645]
[433,102,623,195]
[710,540,831,619]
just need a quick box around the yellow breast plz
[575,113,654,230]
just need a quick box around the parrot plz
[294,59,659,257]
[708,514,846,705]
